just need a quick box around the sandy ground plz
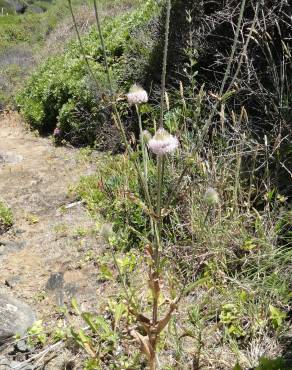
[0,112,105,324]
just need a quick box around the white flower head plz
[204,187,219,206]
[126,84,148,105]
[148,128,179,155]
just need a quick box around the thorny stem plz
[159,0,171,128]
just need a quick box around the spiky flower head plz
[53,127,61,136]
[148,128,179,155]
[126,84,148,105]
[204,187,219,206]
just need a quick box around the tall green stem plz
[93,0,113,94]
[67,0,100,90]
[159,0,171,128]
[136,105,148,181]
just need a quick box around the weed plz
[0,200,13,233]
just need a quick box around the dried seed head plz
[126,84,148,105]
[204,187,219,206]
[148,128,179,155]
[100,223,114,240]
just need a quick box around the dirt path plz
[0,113,103,323]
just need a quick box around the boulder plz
[3,0,26,14]
[0,294,36,344]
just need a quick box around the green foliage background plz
[15,0,160,146]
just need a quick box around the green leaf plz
[71,297,81,315]
[255,356,289,370]
[269,305,286,328]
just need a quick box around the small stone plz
[0,240,26,255]
[45,272,64,291]
[5,276,21,289]
[64,283,78,299]
[15,339,30,353]
[0,152,23,164]
[0,294,36,345]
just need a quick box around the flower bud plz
[204,187,219,206]
[100,223,114,240]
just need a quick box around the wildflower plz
[141,130,152,143]
[204,187,219,206]
[53,127,61,137]
[126,84,148,105]
[148,128,179,155]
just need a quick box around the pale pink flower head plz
[148,128,179,155]
[126,84,148,105]
[53,127,61,136]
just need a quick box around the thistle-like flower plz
[204,187,219,206]
[148,128,179,155]
[126,84,148,105]
[53,127,61,136]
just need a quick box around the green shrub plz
[16,0,161,147]
[76,155,148,250]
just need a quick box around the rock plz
[0,294,36,344]
[0,240,26,255]
[5,276,22,289]
[26,5,45,14]
[0,152,23,165]
[46,272,65,306]
[15,339,30,353]
[45,272,64,291]
[64,282,78,299]
[3,0,26,14]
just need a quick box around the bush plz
[16,0,161,148]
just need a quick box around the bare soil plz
[0,112,104,323]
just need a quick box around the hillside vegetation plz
[2,0,292,369]
[0,0,94,108]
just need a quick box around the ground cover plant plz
[0,199,13,234]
